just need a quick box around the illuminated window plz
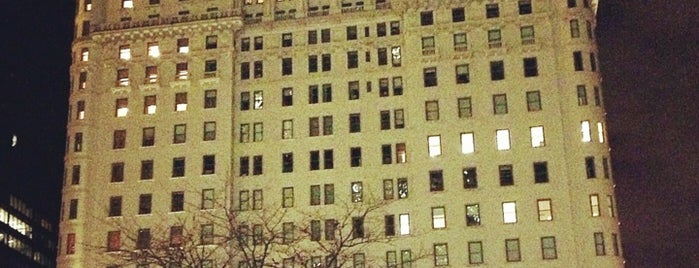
[433,243,449,266]
[496,129,511,150]
[538,199,552,221]
[80,48,89,61]
[175,92,187,111]
[351,182,363,202]
[145,66,158,83]
[607,195,615,217]
[461,132,475,154]
[122,0,133,9]
[253,90,263,109]
[84,0,92,11]
[398,214,410,235]
[119,45,131,60]
[147,42,160,57]
[466,204,480,225]
[76,100,85,119]
[502,202,517,223]
[597,122,605,143]
[142,95,156,115]
[427,135,441,157]
[74,133,83,152]
[396,143,407,163]
[205,35,217,49]
[589,194,600,217]
[176,62,188,80]
[392,46,402,66]
[432,207,446,229]
[177,38,189,53]
[530,126,545,147]
[581,120,591,142]
[117,68,129,86]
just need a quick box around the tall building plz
[60,0,623,267]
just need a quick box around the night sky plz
[1,1,696,267]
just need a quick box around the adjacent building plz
[60,0,622,267]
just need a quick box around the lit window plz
[581,120,591,142]
[502,202,517,223]
[78,71,87,89]
[145,66,158,83]
[396,143,407,163]
[530,126,545,147]
[399,214,410,235]
[119,45,131,60]
[143,95,156,114]
[589,194,600,217]
[253,91,263,110]
[461,132,475,154]
[597,122,605,143]
[76,100,85,119]
[496,129,511,150]
[433,243,449,266]
[506,239,521,262]
[80,48,89,61]
[432,207,446,229]
[84,0,92,11]
[176,62,188,80]
[115,98,128,117]
[466,203,480,226]
[394,109,405,128]
[117,68,129,86]
[122,0,133,8]
[391,46,402,66]
[541,236,558,259]
[175,92,187,111]
[427,135,441,157]
[351,182,363,202]
[537,199,552,221]
[147,42,160,57]
[177,38,189,53]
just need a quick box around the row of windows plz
[72,91,216,122]
[110,60,219,87]
[420,1,533,27]
[77,35,217,64]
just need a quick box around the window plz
[108,196,122,217]
[594,86,602,106]
[493,94,508,114]
[281,33,292,47]
[253,36,263,50]
[463,167,477,189]
[612,233,620,256]
[308,85,319,103]
[135,229,152,250]
[603,157,611,179]
[534,162,549,183]
[323,184,335,204]
[577,85,589,105]
[282,187,294,208]
[253,189,263,210]
[68,199,78,219]
[468,241,483,264]
[281,87,293,106]
[122,0,133,8]
[499,165,514,186]
[383,179,394,200]
[238,190,250,211]
[322,116,333,135]
[143,95,157,116]
[568,19,581,39]
[348,80,360,100]
[423,67,437,87]
[346,26,357,40]
[282,58,293,75]
[390,21,401,35]
[420,11,433,26]
[502,202,517,223]
[589,194,600,217]
[425,101,439,121]
[427,135,441,157]
[490,60,505,80]
[590,53,598,71]
[433,243,448,266]
[538,236,558,260]
[280,119,293,139]
[140,160,153,180]
[309,117,319,136]
[310,151,320,171]
[119,45,131,60]
[199,224,213,245]
[308,55,318,73]
[325,219,337,240]
[431,207,446,229]
[172,157,185,177]
[349,113,361,133]
[73,133,83,152]
[253,155,263,175]
[453,33,467,51]
[113,130,126,149]
[352,216,364,238]
[320,54,332,72]
[107,231,120,252]
[168,191,184,212]
[597,122,605,143]
[585,156,596,178]
[594,232,606,255]
[464,203,481,226]
[452,7,465,22]
[392,46,402,66]
[429,170,443,191]
[518,0,532,15]
[282,153,293,173]
[66,233,76,255]
[455,64,470,84]
[538,199,553,221]
[177,38,189,53]
[203,121,216,141]
[84,0,92,11]
[111,162,124,182]
[384,215,396,236]
[353,253,365,268]
[581,120,592,142]
[323,149,334,169]
[80,48,89,62]
[321,29,330,43]
[377,47,387,65]
[81,20,90,37]
[529,126,545,148]
[203,155,215,175]
[199,189,214,210]
[204,60,217,77]
[254,122,264,141]
[320,83,332,102]
[254,61,263,78]
[399,213,410,235]
[71,165,81,185]
[351,181,363,202]
[139,194,152,214]
[573,51,584,71]
[78,71,87,89]
[240,124,250,143]
[496,129,511,150]
[347,51,358,69]
[115,98,128,117]
[568,0,577,7]
[174,124,186,144]
[175,92,187,111]
[142,127,155,147]
[391,109,404,129]
[523,57,539,77]
[421,36,435,55]
[239,156,250,176]
[488,29,502,48]
[521,25,535,44]
[350,147,362,167]
[506,239,521,262]
[486,3,499,18]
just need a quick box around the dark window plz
[140,160,153,180]
[390,21,401,35]
[585,156,596,178]
[71,165,81,185]
[282,153,294,173]
[393,76,403,95]
[534,162,549,183]
[568,0,577,8]
[324,150,334,169]
[385,215,396,236]
[380,111,391,130]
[423,67,437,87]
[310,151,320,170]
[499,165,514,186]
[321,54,331,71]
[378,48,388,65]
[253,155,263,175]
[240,92,250,110]
[308,30,317,44]
[142,127,155,146]
[349,113,361,133]
[322,84,332,102]
[379,78,390,97]
[347,51,358,69]
[241,62,250,80]
[239,156,249,176]
[204,90,217,108]
[429,170,444,191]
[420,11,434,26]
[308,55,318,73]
[321,29,331,43]
[241,37,250,51]
[309,85,319,104]
[253,36,263,50]
[282,33,292,47]
[111,162,124,182]
[202,155,215,175]
[346,26,357,40]
[68,199,78,219]
[490,61,505,80]
[350,147,362,167]
[573,51,584,71]
[590,53,597,71]
[139,194,152,214]
[109,196,122,216]
[486,3,499,18]
[171,191,184,212]
[452,8,465,22]
[382,144,392,164]
[282,58,293,75]
[377,22,386,37]
[518,0,532,15]
[523,57,538,77]
[352,217,364,238]
[172,157,185,177]
[113,130,126,149]
[254,61,263,78]
[463,167,477,188]
[282,87,293,106]
[348,81,360,100]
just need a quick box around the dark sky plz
[1,1,697,267]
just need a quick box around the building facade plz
[60,0,622,267]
